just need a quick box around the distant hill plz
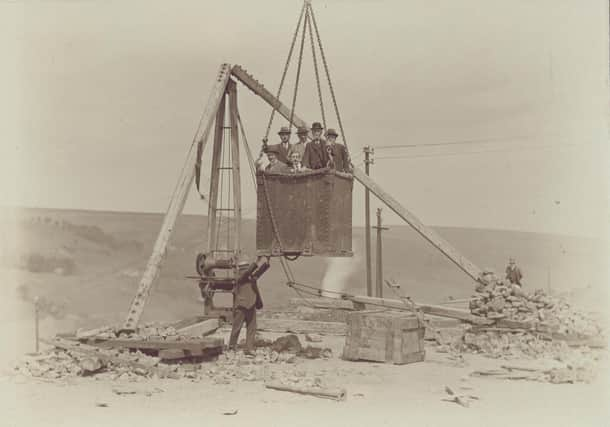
[1,206,607,329]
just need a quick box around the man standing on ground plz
[229,260,264,355]
[302,121,329,169]
[505,258,523,286]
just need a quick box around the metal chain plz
[264,2,307,142]
[235,109,257,189]
[260,173,285,255]
[288,7,309,134]
[306,8,326,129]
[308,4,351,160]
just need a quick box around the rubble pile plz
[470,272,603,337]
[16,349,162,381]
[16,333,332,384]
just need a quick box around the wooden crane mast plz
[121,62,484,331]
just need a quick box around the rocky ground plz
[2,328,609,427]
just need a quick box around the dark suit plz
[229,277,263,352]
[267,142,291,164]
[327,143,350,172]
[505,266,523,286]
[302,138,329,169]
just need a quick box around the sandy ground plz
[2,267,609,427]
[1,329,609,427]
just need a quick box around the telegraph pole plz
[363,146,374,297]
[373,208,389,298]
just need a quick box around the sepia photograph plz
[1,1,609,426]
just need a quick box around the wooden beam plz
[352,168,483,283]
[231,64,483,285]
[346,295,494,325]
[257,318,347,335]
[265,381,347,401]
[81,336,224,352]
[228,80,242,255]
[122,63,232,331]
[176,318,220,337]
[230,66,308,129]
[206,93,226,253]
[288,298,357,311]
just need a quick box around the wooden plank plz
[122,63,233,331]
[176,318,220,337]
[346,295,494,325]
[257,318,346,335]
[265,381,347,401]
[289,298,357,311]
[228,80,242,253]
[84,337,224,352]
[158,346,223,361]
[352,168,483,284]
[230,65,308,129]
[206,92,226,253]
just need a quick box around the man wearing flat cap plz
[255,145,289,174]
[302,121,329,170]
[266,126,292,164]
[325,128,350,172]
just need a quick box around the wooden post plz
[121,63,232,331]
[34,296,39,353]
[206,94,227,253]
[364,146,373,297]
[373,208,389,298]
[228,80,242,256]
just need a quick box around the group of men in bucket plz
[228,122,351,356]
[255,121,351,174]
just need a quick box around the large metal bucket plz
[256,168,353,257]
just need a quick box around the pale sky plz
[1,0,609,237]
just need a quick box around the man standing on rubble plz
[229,260,263,355]
[505,258,523,286]
[302,121,328,169]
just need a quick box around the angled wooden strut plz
[230,65,483,283]
[121,63,233,331]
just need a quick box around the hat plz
[278,126,291,135]
[266,146,279,154]
[326,128,338,137]
[297,126,309,135]
[311,122,323,131]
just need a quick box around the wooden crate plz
[342,310,425,365]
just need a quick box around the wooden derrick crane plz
[120,3,485,332]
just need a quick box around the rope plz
[308,4,351,160]
[263,2,307,143]
[288,7,309,134]
[306,7,326,129]
[236,110,257,189]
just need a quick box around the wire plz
[374,134,562,150]
[374,142,596,160]
[264,2,307,141]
